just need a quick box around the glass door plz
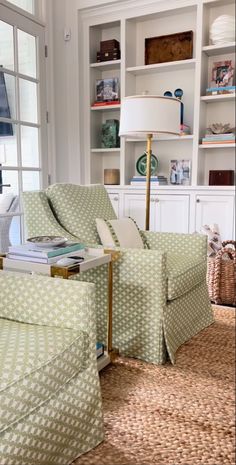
[0,3,47,251]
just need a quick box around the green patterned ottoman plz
[0,272,104,465]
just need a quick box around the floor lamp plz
[119,95,181,230]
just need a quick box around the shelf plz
[91,148,120,152]
[126,59,196,75]
[126,135,194,142]
[90,59,121,71]
[201,94,235,103]
[91,104,120,111]
[202,42,236,56]
[199,143,236,149]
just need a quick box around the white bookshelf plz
[78,0,235,238]
[80,0,235,188]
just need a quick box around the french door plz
[0,2,47,250]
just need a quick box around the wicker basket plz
[207,240,236,305]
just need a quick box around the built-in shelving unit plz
[76,0,235,239]
[80,0,235,191]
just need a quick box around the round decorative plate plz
[27,236,68,248]
[136,152,158,176]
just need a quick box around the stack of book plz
[206,86,236,96]
[202,133,235,145]
[91,100,120,107]
[7,242,85,264]
[130,175,168,186]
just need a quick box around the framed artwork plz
[95,78,119,102]
[170,160,191,185]
[210,60,234,88]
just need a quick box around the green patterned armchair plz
[0,272,104,465]
[23,184,214,365]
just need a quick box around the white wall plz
[46,0,81,183]
[77,0,120,9]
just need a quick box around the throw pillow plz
[0,193,14,214]
[96,217,148,248]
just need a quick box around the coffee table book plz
[7,242,85,264]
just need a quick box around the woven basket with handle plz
[207,240,236,305]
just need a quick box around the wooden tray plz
[145,30,193,65]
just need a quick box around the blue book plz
[8,242,85,258]
[96,342,104,358]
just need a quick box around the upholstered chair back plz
[46,184,116,244]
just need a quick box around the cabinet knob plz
[155,198,159,203]
[196,198,200,203]
[113,197,119,201]
[150,198,155,202]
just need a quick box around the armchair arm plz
[143,231,207,259]
[0,273,96,338]
[23,191,78,241]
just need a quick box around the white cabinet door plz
[108,193,120,217]
[195,195,235,240]
[124,194,156,231]
[156,195,189,233]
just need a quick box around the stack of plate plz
[210,15,235,45]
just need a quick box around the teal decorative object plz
[101,119,120,148]
[136,152,158,176]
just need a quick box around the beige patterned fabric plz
[167,254,207,300]
[0,272,104,465]
[46,184,116,244]
[23,185,214,365]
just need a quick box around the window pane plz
[9,215,21,246]
[0,72,16,120]
[22,170,40,191]
[18,29,36,78]
[7,0,34,14]
[19,78,38,123]
[0,21,14,71]
[0,170,19,195]
[21,125,39,167]
[0,124,17,166]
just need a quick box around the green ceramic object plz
[136,152,158,176]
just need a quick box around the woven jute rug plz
[74,307,235,465]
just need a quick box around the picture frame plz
[95,77,120,102]
[170,160,191,185]
[210,60,234,88]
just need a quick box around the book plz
[8,242,84,258]
[206,85,236,95]
[96,342,104,358]
[202,140,235,145]
[7,250,85,264]
[203,133,235,140]
[92,100,120,107]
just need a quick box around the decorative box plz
[97,50,120,62]
[101,119,120,148]
[100,39,120,52]
[209,170,234,186]
[104,169,120,185]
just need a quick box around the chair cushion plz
[96,217,146,248]
[167,254,206,301]
[0,318,88,433]
[46,184,116,244]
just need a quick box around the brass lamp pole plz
[145,134,152,230]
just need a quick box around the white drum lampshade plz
[119,95,180,138]
[119,95,180,230]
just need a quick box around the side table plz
[0,248,118,371]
